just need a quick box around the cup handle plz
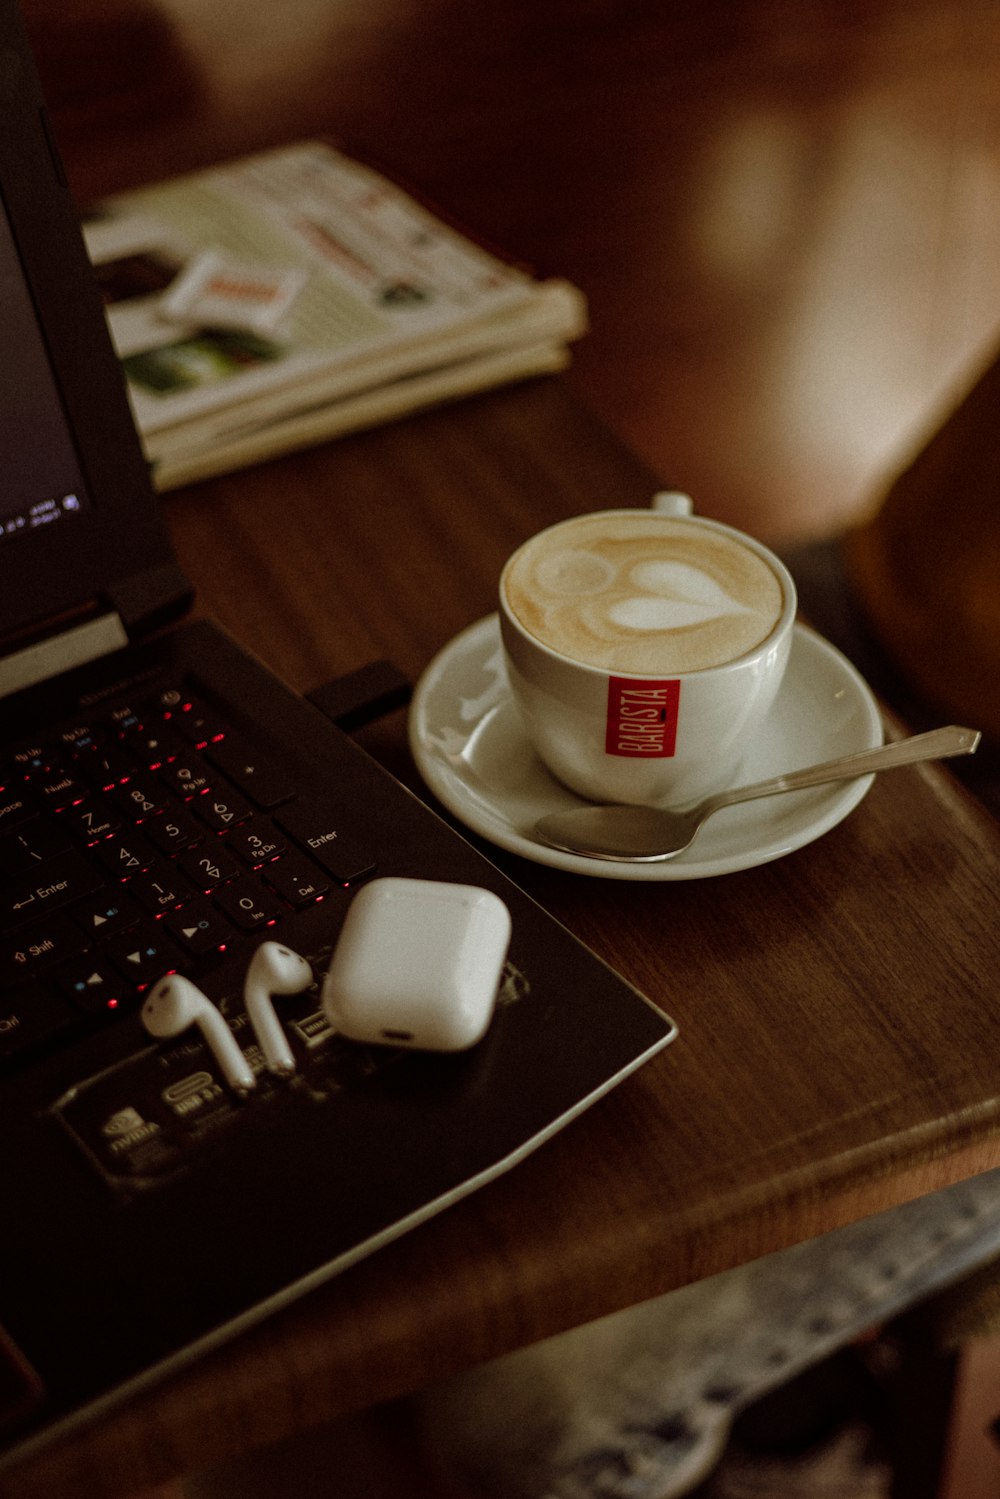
[651,490,694,517]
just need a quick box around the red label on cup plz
[605,678,680,757]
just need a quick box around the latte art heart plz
[613,559,754,632]
[503,513,785,674]
[609,595,748,631]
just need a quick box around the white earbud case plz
[321,877,512,1051]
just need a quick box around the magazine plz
[83,140,588,489]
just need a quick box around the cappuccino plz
[502,512,785,675]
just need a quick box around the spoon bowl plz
[534,725,980,863]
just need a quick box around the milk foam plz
[503,513,785,673]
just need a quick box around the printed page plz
[84,141,579,440]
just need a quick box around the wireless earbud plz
[243,941,313,1075]
[141,974,256,1096]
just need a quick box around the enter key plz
[274,800,376,885]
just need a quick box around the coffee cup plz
[498,495,797,806]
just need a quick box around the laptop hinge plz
[0,611,128,700]
[107,562,194,636]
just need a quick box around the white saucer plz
[408,616,883,880]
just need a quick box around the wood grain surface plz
[7,380,1000,1499]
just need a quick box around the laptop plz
[0,0,676,1472]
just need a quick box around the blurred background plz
[26,0,1000,549]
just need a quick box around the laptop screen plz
[0,189,92,546]
[0,0,185,658]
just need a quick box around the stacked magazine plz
[84,140,588,490]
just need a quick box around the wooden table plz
[7,376,1000,1499]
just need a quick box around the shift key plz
[275,801,376,884]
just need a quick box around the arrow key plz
[162,896,233,957]
[107,921,183,991]
[57,957,126,1016]
[72,888,142,942]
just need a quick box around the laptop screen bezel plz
[0,3,181,650]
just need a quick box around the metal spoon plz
[534,724,981,863]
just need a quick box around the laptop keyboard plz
[0,685,376,1067]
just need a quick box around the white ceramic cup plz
[498,495,797,806]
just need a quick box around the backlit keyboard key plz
[1,850,102,933]
[57,957,126,1016]
[195,789,253,832]
[130,861,197,915]
[72,889,142,941]
[177,845,240,891]
[213,876,284,931]
[9,743,50,775]
[226,816,286,867]
[275,801,376,884]
[263,860,329,908]
[0,791,36,834]
[161,760,214,799]
[0,983,77,1061]
[93,830,157,880]
[144,806,201,856]
[35,769,84,810]
[1,818,72,872]
[120,723,186,767]
[61,796,121,844]
[111,777,170,822]
[107,922,183,988]
[162,896,233,957]
[206,735,296,808]
[166,697,228,746]
[0,913,87,984]
[81,742,138,789]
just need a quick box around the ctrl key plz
[0,984,76,1062]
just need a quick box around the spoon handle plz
[709,725,981,812]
